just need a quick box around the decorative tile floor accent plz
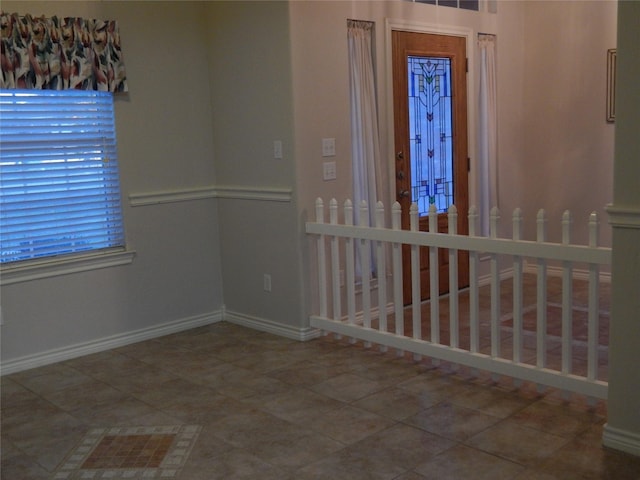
[52,425,201,479]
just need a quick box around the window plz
[414,0,480,11]
[0,89,126,265]
[407,56,455,214]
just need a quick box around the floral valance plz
[1,12,127,92]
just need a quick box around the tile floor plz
[3,321,640,479]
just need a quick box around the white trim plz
[348,302,395,326]
[386,19,477,38]
[606,204,640,229]
[129,187,217,207]
[474,263,610,285]
[0,249,136,286]
[477,266,514,287]
[603,424,640,457]
[0,311,223,375]
[523,261,612,283]
[223,309,321,341]
[379,265,607,296]
[129,185,293,207]
[384,19,476,210]
[214,185,293,203]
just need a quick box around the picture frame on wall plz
[607,48,616,123]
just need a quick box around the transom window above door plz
[411,0,479,12]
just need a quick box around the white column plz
[603,0,640,457]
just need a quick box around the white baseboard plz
[223,309,321,341]
[475,263,610,285]
[349,302,395,325]
[523,261,611,283]
[0,311,223,376]
[603,423,640,457]
[477,267,514,287]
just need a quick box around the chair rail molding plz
[129,185,293,207]
[606,204,640,229]
[213,185,293,203]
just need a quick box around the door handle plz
[398,190,410,198]
[396,151,404,160]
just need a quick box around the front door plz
[392,30,470,304]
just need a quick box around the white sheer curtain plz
[478,34,498,235]
[348,20,382,276]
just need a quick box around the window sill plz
[0,249,136,286]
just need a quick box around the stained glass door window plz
[407,56,454,215]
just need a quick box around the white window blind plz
[0,89,125,264]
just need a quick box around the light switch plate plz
[322,138,336,157]
[323,161,337,181]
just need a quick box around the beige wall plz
[520,0,616,245]
[494,0,526,227]
[208,1,295,189]
[206,1,308,334]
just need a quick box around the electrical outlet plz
[263,274,272,292]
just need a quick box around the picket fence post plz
[376,201,388,352]
[392,202,404,357]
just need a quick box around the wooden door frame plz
[384,20,477,216]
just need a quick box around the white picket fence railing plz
[306,198,612,400]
